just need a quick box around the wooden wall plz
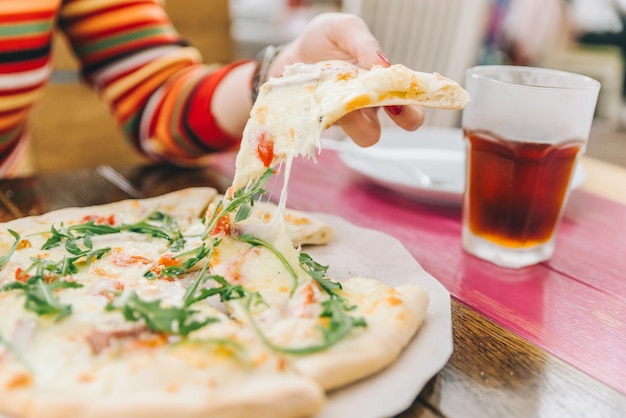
[29,0,234,173]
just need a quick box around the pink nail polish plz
[385,105,402,115]
[377,51,391,66]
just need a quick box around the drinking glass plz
[462,65,600,268]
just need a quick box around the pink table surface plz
[209,151,626,394]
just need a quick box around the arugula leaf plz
[3,243,107,322]
[234,203,252,223]
[183,270,247,308]
[67,222,120,235]
[111,241,247,337]
[181,259,212,307]
[41,222,118,251]
[169,231,186,253]
[106,292,218,336]
[83,247,111,265]
[118,210,188,246]
[319,298,366,342]
[41,210,185,253]
[64,236,85,255]
[202,168,274,239]
[237,234,299,293]
[181,243,248,308]
[299,253,343,295]
[205,216,366,354]
[0,229,20,268]
[22,246,111,279]
[239,252,367,355]
[3,276,83,322]
[40,224,68,250]
[144,211,186,251]
[144,243,211,280]
[244,294,366,356]
[227,249,367,355]
[118,221,171,241]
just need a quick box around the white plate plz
[335,126,587,206]
[308,214,452,418]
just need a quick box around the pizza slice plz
[203,182,429,393]
[232,61,470,190]
[287,277,429,391]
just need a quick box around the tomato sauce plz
[256,132,275,167]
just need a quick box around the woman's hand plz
[269,13,425,147]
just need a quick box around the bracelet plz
[250,44,284,103]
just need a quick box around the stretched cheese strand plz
[232,68,323,240]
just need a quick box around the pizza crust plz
[0,353,325,418]
[286,279,429,391]
[0,187,216,240]
[1,379,323,418]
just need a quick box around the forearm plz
[210,61,257,138]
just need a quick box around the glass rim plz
[466,65,601,91]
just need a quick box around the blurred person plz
[0,1,424,178]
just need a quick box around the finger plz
[325,13,389,69]
[337,107,381,147]
[383,105,425,131]
[290,13,391,71]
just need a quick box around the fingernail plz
[385,105,402,115]
[377,51,391,66]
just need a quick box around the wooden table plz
[1,155,625,417]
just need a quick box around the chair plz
[342,0,492,128]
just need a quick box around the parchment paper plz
[306,214,453,418]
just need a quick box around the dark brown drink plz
[464,130,583,248]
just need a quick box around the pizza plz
[0,187,426,418]
[0,61,467,418]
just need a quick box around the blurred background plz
[35,0,626,172]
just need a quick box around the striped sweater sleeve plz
[0,2,56,177]
[58,0,246,165]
